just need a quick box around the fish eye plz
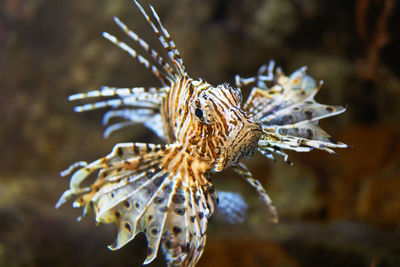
[191,92,213,124]
[195,108,203,119]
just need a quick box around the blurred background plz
[1,0,399,266]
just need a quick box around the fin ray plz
[133,0,186,76]
[103,31,170,85]
[244,61,349,161]
[57,142,215,266]
[113,16,177,80]
[233,163,278,223]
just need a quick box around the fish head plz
[190,82,262,171]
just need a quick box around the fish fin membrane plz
[57,142,216,266]
[244,63,349,159]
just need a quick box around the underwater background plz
[1,0,399,266]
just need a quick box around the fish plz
[56,1,349,266]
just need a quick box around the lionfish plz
[56,1,349,266]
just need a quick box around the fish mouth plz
[240,122,262,159]
[221,119,262,169]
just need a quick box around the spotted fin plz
[242,62,349,162]
[56,142,216,266]
[161,184,216,266]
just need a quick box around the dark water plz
[1,0,399,266]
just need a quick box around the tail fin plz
[244,63,350,162]
[57,142,216,266]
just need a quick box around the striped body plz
[56,1,349,266]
